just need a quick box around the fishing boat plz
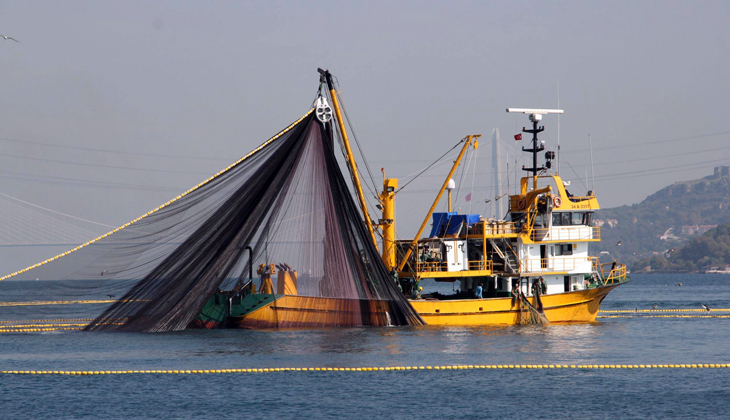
[192,71,629,329]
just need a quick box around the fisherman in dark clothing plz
[531,279,542,297]
[511,280,520,306]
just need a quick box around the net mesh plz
[5,111,423,331]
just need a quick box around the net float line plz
[599,314,730,319]
[0,318,101,324]
[599,308,730,313]
[0,327,83,333]
[1,363,729,375]
[0,300,119,307]
[0,323,91,329]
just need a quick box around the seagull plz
[652,305,658,310]
[107,294,115,299]
[615,241,621,246]
[701,304,710,312]
[0,34,18,42]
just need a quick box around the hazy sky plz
[0,1,728,272]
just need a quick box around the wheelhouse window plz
[561,212,571,226]
[583,212,594,226]
[552,213,562,226]
[551,211,594,226]
[571,212,583,225]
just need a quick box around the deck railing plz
[415,259,493,273]
[531,226,600,242]
[519,257,592,274]
[592,258,628,285]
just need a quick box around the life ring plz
[553,196,562,208]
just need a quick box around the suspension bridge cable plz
[0,151,212,176]
[0,192,114,228]
[0,136,231,162]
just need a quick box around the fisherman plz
[474,282,483,299]
[419,246,433,262]
[391,268,402,292]
[410,279,421,299]
[540,277,547,294]
[566,189,578,202]
[511,280,520,306]
[531,278,542,297]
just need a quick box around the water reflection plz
[3,274,730,372]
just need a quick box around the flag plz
[465,193,472,202]
[514,133,522,141]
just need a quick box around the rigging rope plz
[396,139,464,194]
[332,77,380,201]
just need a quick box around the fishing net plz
[2,110,423,331]
[518,293,549,325]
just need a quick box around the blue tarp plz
[429,212,480,237]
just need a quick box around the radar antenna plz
[506,108,564,191]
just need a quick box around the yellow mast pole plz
[319,69,379,251]
[380,177,398,271]
[397,135,480,272]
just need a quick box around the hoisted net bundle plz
[5,111,422,331]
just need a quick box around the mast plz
[506,108,564,191]
[318,68,379,250]
[491,128,503,218]
[380,177,398,271]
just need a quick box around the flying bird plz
[701,304,710,312]
[615,241,621,246]
[107,294,115,299]
[0,34,18,42]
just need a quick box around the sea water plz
[1,273,729,419]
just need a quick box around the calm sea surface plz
[1,273,729,419]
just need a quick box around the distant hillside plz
[633,223,730,272]
[590,166,730,267]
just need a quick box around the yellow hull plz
[229,284,619,328]
[410,285,618,325]
[229,295,393,329]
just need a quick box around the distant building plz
[681,225,717,236]
[593,219,618,228]
[712,166,729,179]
